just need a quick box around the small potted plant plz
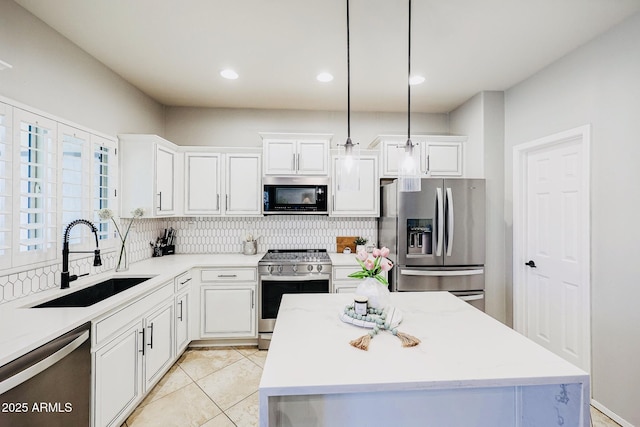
[354,236,367,253]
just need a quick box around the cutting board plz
[336,236,358,253]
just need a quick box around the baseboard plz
[591,399,634,427]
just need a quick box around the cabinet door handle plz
[292,153,296,171]
[297,153,300,171]
[147,323,154,349]
[178,301,183,321]
[216,194,220,210]
[157,192,162,210]
[426,154,430,173]
[139,329,145,355]
[180,277,192,285]
[217,274,237,278]
[225,194,229,211]
[251,289,254,309]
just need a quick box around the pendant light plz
[337,0,360,192]
[398,0,421,192]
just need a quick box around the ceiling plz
[14,0,640,113]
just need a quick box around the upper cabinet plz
[371,135,466,178]
[330,152,379,217]
[225,153,262,215]
[183,149,261,217]
[422,136,464,176]
[184,152,222,215]
[261,133,332,176]
[119,134,181,218]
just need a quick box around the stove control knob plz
[267,265,274,274]
[307,264,313,272]
[277,265,283,273]
[317,264,323,272]
[292,264,298,273]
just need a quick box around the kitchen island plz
[259,292,590,426]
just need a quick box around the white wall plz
[165,107,449,147]
[0,0,164,137]
[504,12,640,425]
[450,92,506,324]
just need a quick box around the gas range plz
[258,249,332,349]
[258,249,331,275]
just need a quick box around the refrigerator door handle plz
[445,187,454,256]
[400,268,484,276]
[435,187,444,256]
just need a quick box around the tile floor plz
[122,346,620,427]
[123,347,266,427]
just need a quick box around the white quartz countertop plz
[0,253,264,366]
[259,292,589,396]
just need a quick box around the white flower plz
[131,208,145,218]
[97,208,114,220]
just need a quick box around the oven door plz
[258,274,330,334]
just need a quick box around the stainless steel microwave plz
[263,176,329,214]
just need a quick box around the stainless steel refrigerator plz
[379,178,486,310]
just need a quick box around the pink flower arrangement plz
[348,246,393,285]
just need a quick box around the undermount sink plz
[32,276,154,308]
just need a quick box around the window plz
[0,102,118,273]
[92,135,118,248]
[14,109,57,265]
[0,103,11,270]
[59,125,90,247]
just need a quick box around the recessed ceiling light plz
[316,72,334,82]
[409,75,425,85]
[220,69,239,80]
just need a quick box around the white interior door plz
[514,126,590,373]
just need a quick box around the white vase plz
[355,277,391,309]
[356,245,365,254]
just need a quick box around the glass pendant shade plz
[337,138,360,192]
[398,139,421,192]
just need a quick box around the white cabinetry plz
[92,281,175,427]
[332,265,388,294]
[183,150,261,216]
[422,137,463,176]
[143,302,174,390]
[184,152,221,215]
[225,153,262,215]
[371,135,465,178]
[174,271,192,355]
[199,268,257,339]
[262,134,331,176]
[118,134,180,217]
[93,323,141,427]
[330,153,379,217]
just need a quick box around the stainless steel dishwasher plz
[0,322,91,427]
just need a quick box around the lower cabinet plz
[201,285,256,338]
[143,302,174,391]
[175,290,190,354]
[92,289,175,427]
[93,324,141,427]
[197,267,258,340]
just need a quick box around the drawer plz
[333,266,359,281]
[175,271,193,292]
[201,268,256,282]
[94,281,174,345]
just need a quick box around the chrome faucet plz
[61,219,102,289]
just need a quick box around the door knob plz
[525,260,537,268]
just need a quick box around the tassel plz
[350,334,372,351]
[396,331,421,347]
